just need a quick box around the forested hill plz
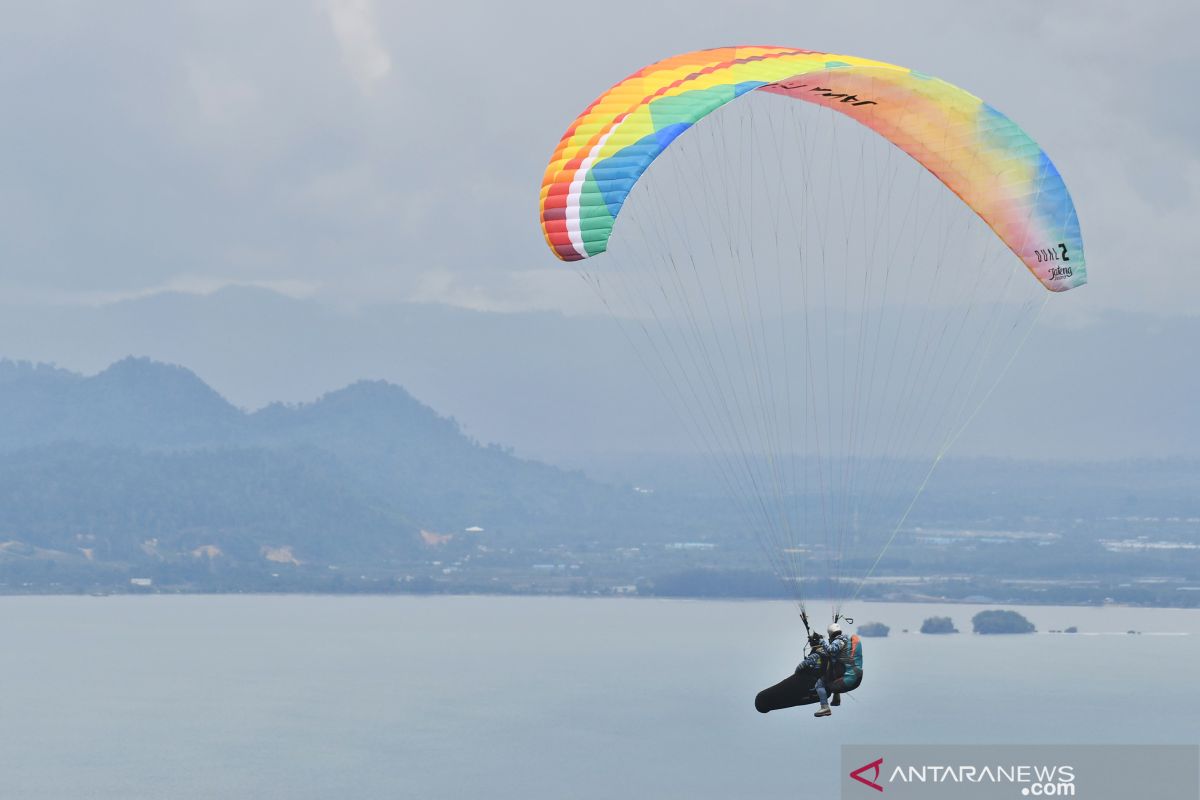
[0,358,657,585]
[3,357,1197,603]
[0,358,241,449]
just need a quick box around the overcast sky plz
[0,0,1195,318]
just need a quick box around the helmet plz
[827,622,842,639]
[807,632,825,649]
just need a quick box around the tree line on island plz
[855,609,1043,636]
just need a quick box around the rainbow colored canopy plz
[539,46,1086,291]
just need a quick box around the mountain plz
[247,380,615,530]
[0,443,403,563]
[0,289,1198,465]
[0,357,242,449]
[0,357,658,587]
[0,356,1194,604]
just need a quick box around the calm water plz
[0,595,1196,798]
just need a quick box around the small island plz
[920,616,958,634]
[971,609,1036,634]
[857,622,890,638]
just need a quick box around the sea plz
[0,595,1195,799]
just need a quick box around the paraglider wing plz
[540,46,1085,291]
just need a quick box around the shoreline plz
[2,588,1198,614]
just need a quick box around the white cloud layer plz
[324,0,392,90]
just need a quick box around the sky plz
[1,0,1195,314]
[0,1,1196,462]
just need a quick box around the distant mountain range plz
[0,357,671,583]
[0,355,1195,600]
[1,287,1199,465]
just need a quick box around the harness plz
[832,633,863,683]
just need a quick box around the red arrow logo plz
[850,757,884,792]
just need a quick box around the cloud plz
[324,0,391,91]
[0,277,320,308]
[183,57,262,137]
[402,268,604,316]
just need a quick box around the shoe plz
[831,693,841,707]
[814,706,831,717]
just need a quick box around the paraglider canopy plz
[540,46,1085,291]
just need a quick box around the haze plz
[0,1,1194,464]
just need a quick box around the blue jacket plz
[795,648,826,674]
